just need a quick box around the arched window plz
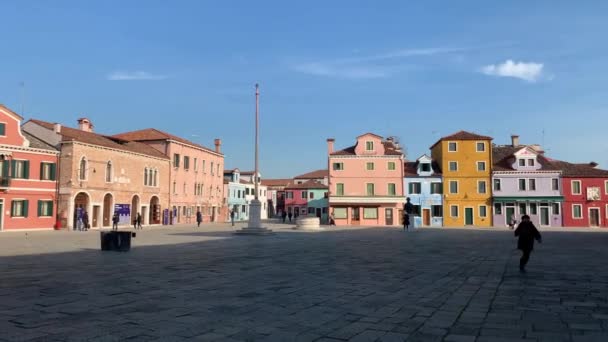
[153,169,158,187]
[105,161,112,182]
[79,157,87,180]
[144,167,149,186]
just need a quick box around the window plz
[308,207,315,214]
[494,203,502,215]
[309,192,314,199]
[202,160,206,173]
[432,205,442,217]
[530,203,538,215]
[40,162,56,181]
[144,168,149,186]
[572,204,583,219]
[246,188,251,195]
[450,205,459,217]
[0,123,5,136]
[478,181,487,194]
[493,179,502,191]
[528,159,535,166]
[572,180,581,195]
[194,158,198,171]
[285,191,293,199]
[11,200,28,217]
[552,203,560,215]
[448,142,457,152]
[211,162,214,175]
[38,200,53,217]
[334,208,347,219]
[519,159,526,167]
[217,164,220,177]
[365,141,374,151]
[476,142,485,152]
[518,179,526,191]
[78,158,86,180]
[332,162,344,171]
[104,161,112,182]
[449,180,458,194]
[479,205,487,217]
[605,181,608,194]
[366,162,374,171]
[363,207,378,219]
[173,154,180,167]
[153,169,158,186]
[184,156,190,170]
[366,183,375,196]
[301,191,307,199]
[552,178,560,191]
[336,183,344,196]
[477,161,486,171]
[408,182,421,194]
[519,203,527,215]
[387,162,396,170]
[449,161,458,171]
[529,179,536,191]
[388,183,396,196]
[430,183,442,194]
[420,163,431,172]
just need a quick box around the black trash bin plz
[100,231,136,251]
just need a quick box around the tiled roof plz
[285,180,328,190]
[22,131,58,151]
[261,178,292,187]
[551,160,608,177]
[239,170,255,175]
[492,146,559,171]
[112,128,221,155]
[0,104,24,120]
[28,119,169,159]
[430,130,493,149]
[294,169,328,179]
[330,141,403,156]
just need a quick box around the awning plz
[493,196,563,202]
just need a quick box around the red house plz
[553,161,608,228]
[0,105,59,231]
[284,182,310,217]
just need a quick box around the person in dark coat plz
[403,212,410,231]
[281,211,287,223]
[112,212,119,230]
[136,212,142,229]
[196,210,202,227]
[82,211,90,231]
[288,211,292,223]
[514,214,542,273]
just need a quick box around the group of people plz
[280,210,300,223]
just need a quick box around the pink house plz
[327,133,405,226]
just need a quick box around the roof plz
[330,141,403,156]
[112,128,221,155]
[403,160,443,177]
[28,119,169,160]
[285,180,328,190]
[22,131,57,151]
[239,170,255,175]
[356,132,384,139]
[294,169,328,179]
[551,160,608,177]
[430,130,493,149]
[0,104,24,121]
[492,145,559,171]
[261,178,292,187]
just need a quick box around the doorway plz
[351,207,360,225]
[315,208,321,219]
[540,207,550,226]
[589,208,600,227]
[506,206,515,226]
[92,205,100,227]
[464,207,474,226]
[385,208,393,225]
[422,209,431,226]
[103,193,113,227]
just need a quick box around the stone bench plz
[295,217,323,230]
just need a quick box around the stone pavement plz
[1,223,608,341]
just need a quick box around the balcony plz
[0,177,10,188]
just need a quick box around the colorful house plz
[293,169,329,185]
[431,131,493,227]
[240,172,268,220]
[552,160,608,227]
[492,136,563,227]
[284,180,329,222]
[261,178,292,217]
[327,133,405,226]
[403,154,443,227]
[223,169,247,222]
[0,105,59,231]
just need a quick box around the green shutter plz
[40,163,44,180]
[37,200,42,216]
[408,183,413,194]
[23,200,29,217]
[10,160,16,178]
[24,161,30,179]
[10,201,15,217]
[49,201,54,216]
[0,123,5,136]
[50,163,56,181]
[1,161,8,178]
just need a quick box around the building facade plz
[242,179,268,220]
[492,137,563,227]
[327,133,405,226]
[0,105,59,231]
[113,129,224,223]
[261,178,291,218]
[431,131,493,227]
[553,161,608,228]
[223,169,247,222]
[293,169,329,186]
[403,155,443,227]
[23,118,170,230]
[284,180,329,221]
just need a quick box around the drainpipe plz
[54,146,62,230]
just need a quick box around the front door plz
[351,207,360,225]
[422,209,431,226]
[506,207,515,226]
[92,205,100,227]
[465,207,474,226]
[315,208,321,219]
[385,208,393,225]
[590,208,600,227]
[540,207,550,226]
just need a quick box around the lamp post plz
[235,83,273,235]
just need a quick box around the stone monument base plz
[234,199,273,235]
[295,217,323,230]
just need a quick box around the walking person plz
[514,214,542,273]
[76,207,84,231]
[136,212,142,229]
[281,210,287,223]
[230,210,235,226]
[196,210,202,227]
[403,212,410,232]
[112,212,119,231]
[82,211,90,231]
[288,211,292,223]
[403,197,414,231]
[329,212,336,226]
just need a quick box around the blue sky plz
[1,1,607,177]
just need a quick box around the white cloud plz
[106,71,167,81]
[480,60,545,82]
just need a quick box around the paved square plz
[1,224,608,341]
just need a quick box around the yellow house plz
[431,131,493,227]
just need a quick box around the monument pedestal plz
[235,200,273,235]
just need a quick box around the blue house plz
[403,155,443,227]
[223,169,247,222]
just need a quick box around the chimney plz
[589,161,599,168]
[327,138,335,154]
[77,118,93,132]
[511,134,520,147]
[53,123,61,133]
[214,138,221,153]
